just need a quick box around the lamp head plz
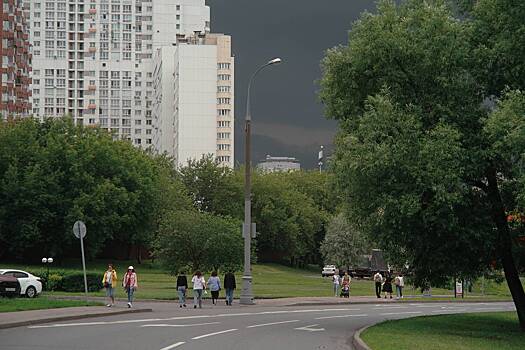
[48,258,54,263]
[267,58,282,65]
[42,258,47,263]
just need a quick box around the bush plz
[61,272,102,292]
[47,274,64,291]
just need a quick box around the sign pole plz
[73,221,89,305]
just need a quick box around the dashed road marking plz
[159,342,185,350]
[294,324,325,332]
[247,320,300,328]
[315,314,368,320]
[192,329,238,340]
[142,322,220,328]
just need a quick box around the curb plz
[352,324,373,350]
[285,299,512,307]
[0,308,152,330]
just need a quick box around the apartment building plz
[1,0,31,117]
[153,32,234,168]
[26,0,209,148]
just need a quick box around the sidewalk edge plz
[0,308,152,330]
[352,324,374,350]
[285,299,512,307]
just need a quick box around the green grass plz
[1,261,521,300]
[0,297,101,313]
[361,312,525,350]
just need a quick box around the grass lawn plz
[361,312,525,350]
[0,261,520,300]
[0,297,101,313]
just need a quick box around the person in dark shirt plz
[223,270,236,306]
[176,271,188,308]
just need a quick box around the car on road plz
[0,269,42,298]
[321,265,337,277]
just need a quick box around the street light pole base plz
[239,275,255,305]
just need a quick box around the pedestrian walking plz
[176,270,188,308]
[223,270,236,306]
[332,273,340,297]
[102,264,117,307]
[123,266,138,308]
[382,271,393,299]
[192,271,206,309]
[373,271,383,299]
[207,271,221,305]
[395,273,405,299]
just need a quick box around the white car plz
[321,265,337,277]
[0,269,43,298]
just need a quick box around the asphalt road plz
[0,301,515,350]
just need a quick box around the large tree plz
[320,0,525,329]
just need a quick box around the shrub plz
[47,274,64,291]
[61,272,102,292]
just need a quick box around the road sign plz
[72,220,89,304]
[73,220,87,239]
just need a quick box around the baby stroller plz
[340,284,350,298]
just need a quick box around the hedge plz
[30,270,102,292]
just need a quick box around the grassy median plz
[0,297,101,313]
[361,312,525,350]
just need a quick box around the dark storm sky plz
[206,0,377,169]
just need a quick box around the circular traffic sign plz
[73,221,87,239]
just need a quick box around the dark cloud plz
[207,0,377,168]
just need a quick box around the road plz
[0,301,515,350]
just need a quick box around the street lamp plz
[41,257,54,284]
[240,57,282,305]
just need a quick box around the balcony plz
[89,9,97,14]
[88,27,97,33]
[88,47,96,53]
[88,84,96,91]
[88,103,96,109]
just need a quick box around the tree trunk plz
[487,168,525,331]
[136,246,142,265]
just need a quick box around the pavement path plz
[0,300,515,350]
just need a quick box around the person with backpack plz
[192,271,206,309]
[223,270,236,306]
[176,271,188,308]
[123,266,138,308]
[102,264,117,307]
[395,273,405,299]
[207,271,221,305]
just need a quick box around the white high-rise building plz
[153,33,234,168]
[26,0,210,149]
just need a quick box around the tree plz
[320,0,525,329]
[321,213,370,269]
[154,210,243,273]
[0,118,187,262]
[178,155,243,219]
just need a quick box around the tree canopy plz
[320,0,525,329]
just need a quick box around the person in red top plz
[123,266,138,308]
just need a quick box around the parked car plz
[321,265,337,277]
[0,274,21,297]
[0,269,42,298]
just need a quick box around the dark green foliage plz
[61,272,102,292]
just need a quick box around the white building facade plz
[26,0,212,151]
[257,155,301,173]
[153,33,234,168]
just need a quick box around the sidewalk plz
[0,305,152,330]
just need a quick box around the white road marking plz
[373,306,408,310]
[380,311,423,316]
[294,324,325,332]
[192,329,238,340]
[247,320,300,328]
[142,322,220,328]
[473,307,503,311]
[315,314,368,320]
[159,342,185,350]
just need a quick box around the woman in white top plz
[192,271,206,309]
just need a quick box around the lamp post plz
[41,258,53,289]
[240,57,282,305]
